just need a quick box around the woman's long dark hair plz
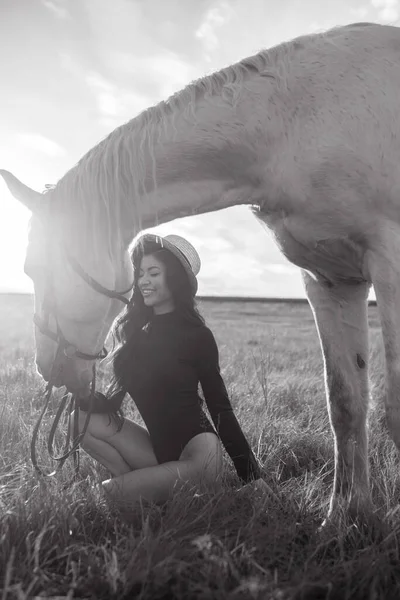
[106,239,204,409]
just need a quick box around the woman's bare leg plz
[73,410,159,476]
[102,432,223,505]
[79,434,132,476]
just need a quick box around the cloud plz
[195,2,235,60]
[109,51,197,100]
[41,0,69,19]
[84,71,152,128]
[370,0,399,22]
[264,264,298,275]
[85,73,119,117]
[62,47,197,130]
[16,133,66,157]
[308,21,327,33]
[60,55,153,127]
[349,6,370,18]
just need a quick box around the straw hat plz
[133,233,201,295]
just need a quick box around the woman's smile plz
[141,288,156,296]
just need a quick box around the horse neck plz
[116,88,275,238]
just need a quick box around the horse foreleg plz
[302,271,371,519]
[368,245,400,456]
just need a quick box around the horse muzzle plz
[37,355,93,396]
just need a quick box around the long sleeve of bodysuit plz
[196,327,262,484]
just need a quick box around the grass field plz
[2,293,400,599]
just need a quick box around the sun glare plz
[0,186,32,293]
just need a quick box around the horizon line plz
[0,291,378,306]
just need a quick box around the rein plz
[31,249,132,479]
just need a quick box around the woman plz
[77,233,265,506]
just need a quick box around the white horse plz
[2,21,400,520]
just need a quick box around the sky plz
[0,0,396,297]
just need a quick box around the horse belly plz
[260,212,368,284]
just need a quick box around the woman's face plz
[138,253,175,314]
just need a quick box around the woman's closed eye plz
[139,270,160,279]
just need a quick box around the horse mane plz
[50,22,373,259]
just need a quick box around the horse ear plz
[0,169,44,212]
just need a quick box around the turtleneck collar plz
[150,309,180,323]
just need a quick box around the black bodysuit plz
[126,311,261,483]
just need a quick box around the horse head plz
[0,170,134,397]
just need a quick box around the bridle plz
[30,245,133,478]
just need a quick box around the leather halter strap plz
[66,250,132,306]
[30,371,97,479]
[33,314,108,360]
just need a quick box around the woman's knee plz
[71,411,159,470]
[180,433,223,481]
